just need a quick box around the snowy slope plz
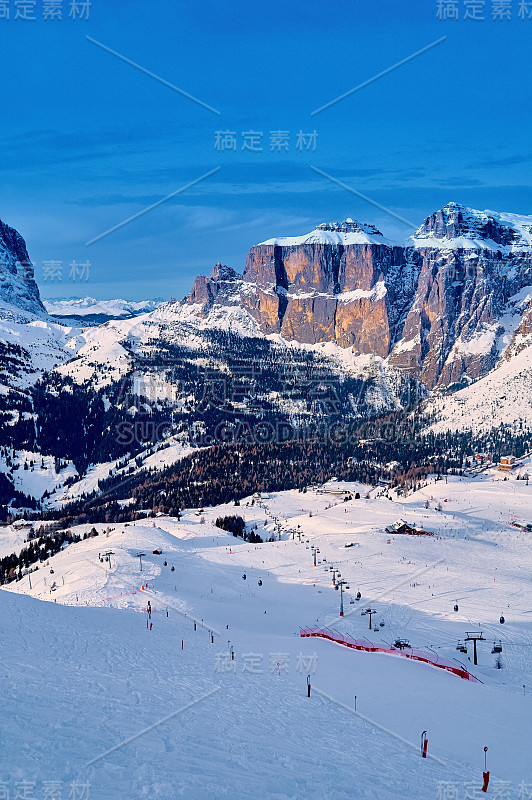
[2,472,531,798]
[426,347,532,434]
[0,450,78,504]
[43,438,196,509]
[0,305,84,390]
[54,319,134,389]
[52,299,413,415]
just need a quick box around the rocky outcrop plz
[389,204,532,388]
[185,205,532,390]
[502,299,532,361]
[0,219,45,316]
[415,201,519,246]
[388,248,507,388]
[187,263,241,314]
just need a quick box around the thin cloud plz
[471,153,532,169]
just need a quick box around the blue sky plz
[1,0,532,300]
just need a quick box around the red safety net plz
[300,628,482,683]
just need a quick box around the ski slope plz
[426,347,532,434]
[1,470,532,799]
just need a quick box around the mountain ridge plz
[0,203,531,513]
[183,202,532,390]
[2,203,531,396]
[0,218,45,317]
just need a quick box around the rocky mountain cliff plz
[185,203,532,390]
[1,206,531,512]
[2,205,530,396]
[0,218,44,316]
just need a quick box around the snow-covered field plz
[426,346,532,434]
[1,466,531,799]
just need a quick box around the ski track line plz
[86,686,222,766]
[312,686,447,765]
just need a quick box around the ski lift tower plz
[365,608,377,630]
[104,551,115,570]
[136,552,146,572]
[335,579,350,616]
[465,631,485,666]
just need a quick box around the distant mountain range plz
[1,203,531,511]
[43,297,164,324]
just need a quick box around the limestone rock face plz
[389,203,532,389]
[240,285,283,334]
[0,219,45,315]
[239,229,420,352]
[503,299,532,361]
[185,207,532,390]
[188,275,215,307]
[334,293,391,355]
[186,263,241,316]
[280,294,338,344]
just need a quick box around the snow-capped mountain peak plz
[411,201,532,251]
[259,218,389,246]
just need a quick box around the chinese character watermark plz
[39,259,91,282]
[436,781,532,799]
[0,0,91,18]
[0,781,90,800]
[437,0,531,17]
[214,130,318,152]
[215,651,318,675]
